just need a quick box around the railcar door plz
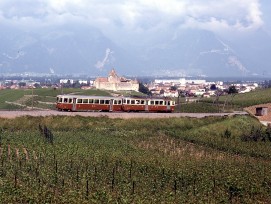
[72,98,77,111]
[167,101,171,112]
[109,99,113,112]
[145,100,149,112]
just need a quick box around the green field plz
[174,88,271,113]
[0,115,271,203]
[0,88,111,110]
[200,88,271,111]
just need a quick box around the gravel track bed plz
[0,110,248,119]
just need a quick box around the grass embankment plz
[180,88,271,113]
[0,115,271,203]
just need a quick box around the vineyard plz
[0,115,271,203]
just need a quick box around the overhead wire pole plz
[32,84,34,110]
[178,90,182,112]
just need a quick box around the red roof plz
[96,77,108,82]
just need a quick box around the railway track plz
[0,110,248,119]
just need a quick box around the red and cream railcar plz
[56,95,122,112]
[122,97,175,112]
[56,95,175,112]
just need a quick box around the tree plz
[226,85,238,109]
[210,84,217,90]
[72,80,82,88]
[228,85,238,94]
[213,89,224,112]
[139,82,151,95]
[170,86,177,91]
[263,80,271,88]
[18,82,26,87]
[159,89,165,95]
[34,83,41,88]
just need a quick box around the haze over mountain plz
[0,0,271,77]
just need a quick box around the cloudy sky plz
[0,0,268,39]
[0,0,270,76]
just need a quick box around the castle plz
[94,69,139,92]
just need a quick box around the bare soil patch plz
[244,103,271,123]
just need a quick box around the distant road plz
[0,110,248,119]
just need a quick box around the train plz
[56,95,175,112]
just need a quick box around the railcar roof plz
[123,96,173,100]
[56,95,120,100]
[57,95,173,100]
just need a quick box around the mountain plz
[1,24,271,77]
[0,25,141,76]
[132,28,271,77]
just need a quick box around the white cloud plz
[0,0,265,36]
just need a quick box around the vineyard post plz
[132,181,135,195]
[86,180,89,199]
[174,179,177,195]
[31,85,34,110]
[76,166,79,190]
[212,168,216,195]
[129,160,133,179]
[193,173,197,196]
[111,167,115,191]
[14,171,17,188]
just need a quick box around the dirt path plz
[0,110,248,119]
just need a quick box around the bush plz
[240,126,267,142]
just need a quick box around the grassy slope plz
[180,88,271,113]
[0,89,32,109]
[0,115,271,203]
[0,88,111,110]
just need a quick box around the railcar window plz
[77,99,82,103]
[135,100,140,104]
[105,100,110,104]
[114,100,117,104]
[83,99,88,103]
[89,99,93,104]
[155,101,159,105]
[94,99,99,104]
[64,98,68,103]
[100,100,104,104]
[159,101,163,105]
[131,100,135,105]
[59,98,63,102]
[150,101,154,105]
[123,99,126,104]
[118,100,122,104]
[127,100,130,104]
[141,100,145,105]
[167,101,170,105]
[69,98,73,103]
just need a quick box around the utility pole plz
[31,84,34,110]
[61,83,63,94]
[178,90,182,112]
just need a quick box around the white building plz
[94,69,139,91]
